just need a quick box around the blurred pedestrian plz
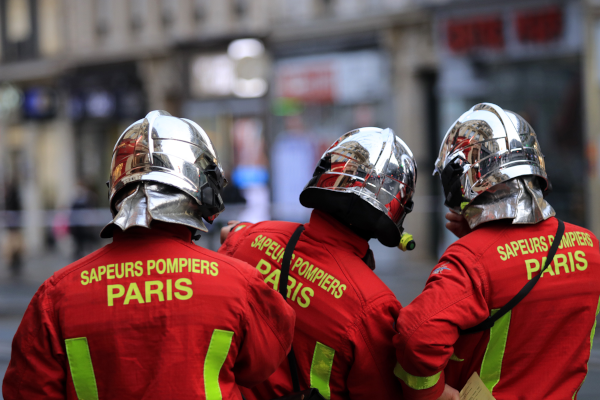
[4,180,23,277]
[69,182,98,260]
[220,174,246,205]
[220,127,415,400]
[2,111,295,399]
[271,115,319,222]
[393,103,600,400]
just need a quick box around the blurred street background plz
[0,0,599,397]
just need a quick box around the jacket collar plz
[112,221,192,243]
[303,209,370,258]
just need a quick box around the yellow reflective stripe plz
[310,342,335,399]
[204,329,234,400]
[480,309,511,394]
[394,362,441,390]
[65,337,99,400]
[573,295,600,399]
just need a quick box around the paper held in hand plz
[459,372,496,400]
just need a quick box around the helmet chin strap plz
[396,199,413,235]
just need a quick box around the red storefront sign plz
[516,7,563,43]
[277,62,334,103]
[447,15,504,53]
[445,5,564,54]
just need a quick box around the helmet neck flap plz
[100,182,207,239]
[462,176,555,229]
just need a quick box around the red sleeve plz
[2,281,67,399]
[346,295,403,399]
[234,265,296,388]
[393,245,489,400]
[218,222,255,256]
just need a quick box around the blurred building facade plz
[0,0,597,264]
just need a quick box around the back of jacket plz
[3,223,295,399]
[395,217,600,400]
[219,210,402,400]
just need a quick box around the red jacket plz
[394,217,600,400]
[3,222,295,399]
[219,210,403,400]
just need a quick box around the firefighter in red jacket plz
[2,111,295,399]
[220,127,416,400]
[394,103,600,400]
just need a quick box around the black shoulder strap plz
[462,218,565,335]
[279,225,305,300]
[278,225,305,392]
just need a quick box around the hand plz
[437,384,460,400]
[220,220,240,244]
[445,210,472,238]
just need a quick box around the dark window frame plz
[0,0,39,63]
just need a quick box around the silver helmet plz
[434,103,554,228]
[300,127,417,247]
[100,110,227,238]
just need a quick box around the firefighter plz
[2,111,295,399]
[219,127,416,400]
[393,103,600,400]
